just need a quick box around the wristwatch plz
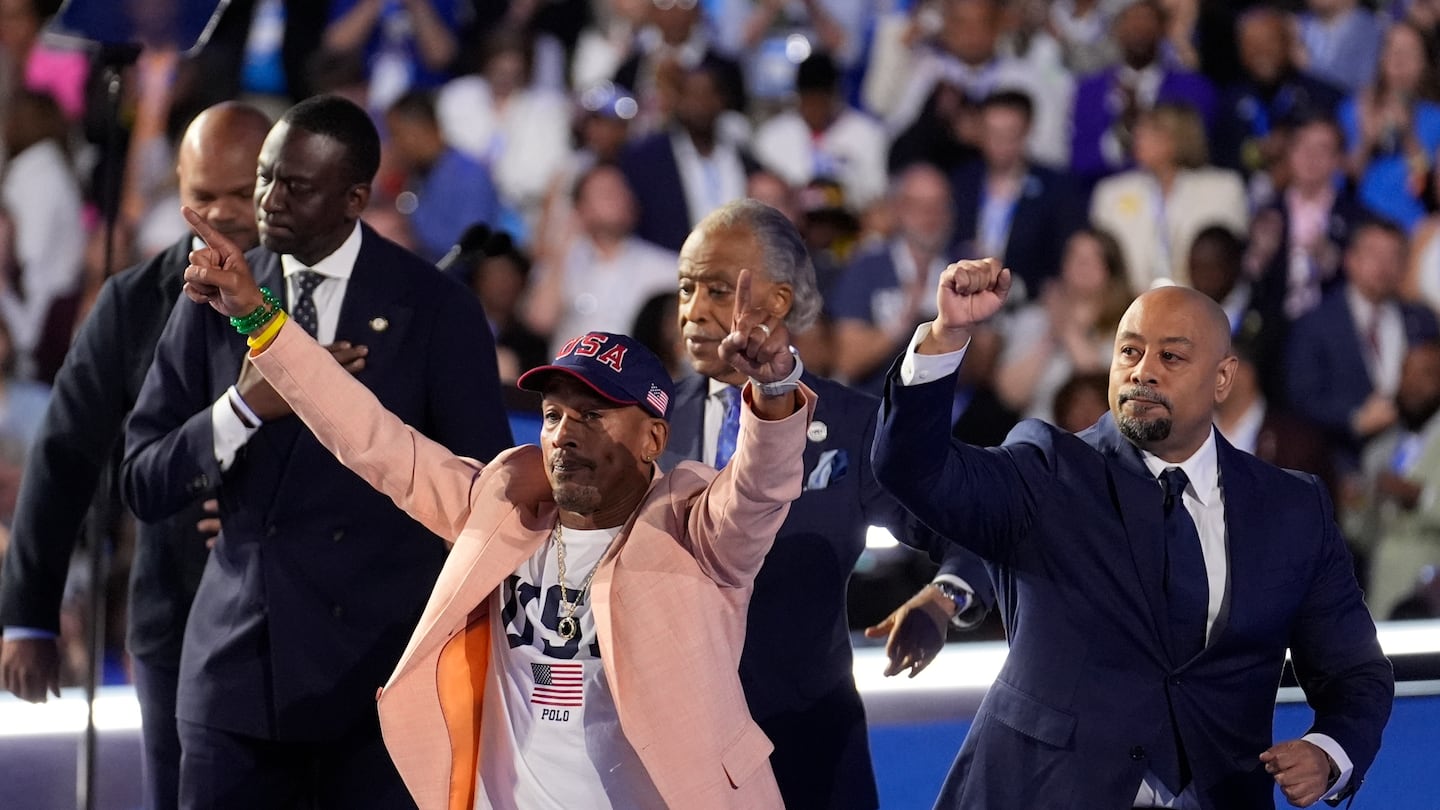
[932,580,974,628]
[751,346,804,397]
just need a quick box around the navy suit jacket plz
[873,367,1393,809]
[950,161,1084,296]
[619,131,757,253]
[0,238,209,666]
[659,371,993,810]
[121,225,512,741]
[1071,66,1217,185]
[1285,287,1440,450]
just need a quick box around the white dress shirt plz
[670,131,748,230]
[898,323,1353,807]
[211,222,362,470]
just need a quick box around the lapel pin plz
[369,317,389,332]
[807,421,828,442]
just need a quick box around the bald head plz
[177,102,271,252]
[1108,285,1238,461]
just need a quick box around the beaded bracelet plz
[230,286,283,335]
[247,310,288,350]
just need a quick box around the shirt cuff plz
[931,574,984,628]
[211,387,261,472]
[899,322,968,386]
[3,627,58,641]
[1302,732,1353,801]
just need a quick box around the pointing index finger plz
[182,206,236,261]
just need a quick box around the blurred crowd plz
[4,0,1440,684]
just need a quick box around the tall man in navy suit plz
[873,259,1393,808]
[1,102,271,810]
[122,95,512,809]
[659,199,993,809]
[950,91,1084,300]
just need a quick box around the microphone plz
[436,223,494,274]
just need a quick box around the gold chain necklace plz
[553,523,606,641]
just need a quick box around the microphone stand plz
[79,40,141,810]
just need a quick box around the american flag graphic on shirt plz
[531,662,584,707]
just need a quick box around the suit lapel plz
[1086,414,1175,663]
[662,374,706,466]
[334,226,417,368]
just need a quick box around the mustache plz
[549,450,592,469]
[1118,384,1172,410]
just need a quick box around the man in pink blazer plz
[178,207,814,810]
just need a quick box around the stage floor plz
[3,621,1437,809]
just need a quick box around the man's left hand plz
[863,585,951,677]
[1261,739,1335,807]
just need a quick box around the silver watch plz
[932,580,973,627]
[751,346,804,397]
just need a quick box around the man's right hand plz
[182,206,264,318]
[235,342,370,422]
[1,637,61,703]
[921,257,1011,355]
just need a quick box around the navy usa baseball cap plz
[518,332,673,419]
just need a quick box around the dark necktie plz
[291,270,324,338]
[714,386,741,469]
[1160,467,1208,662]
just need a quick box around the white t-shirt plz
[476,526,665,810]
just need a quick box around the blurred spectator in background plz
[1189,224,1289,401]
[323,0,461,111]
[534,81,638,259]
[1047,0,1128,75]
[0,0,86,124]
[1297,0,1384,95]
[620,58,754,252]
[1090,102,1247,291]
[1286,219,1440,469]
[1214,7,1345,188]
[1,90,84,381]
[1069,0,1216,186]
[459,228,548,383]
[995,227,1131,423]
[571,0,651,92]
[614,0,747,135]
[630,290,686,382]
[886,0,1070,168]
[829,163,953,395]
[795,177,859,298]
[1344,340,1440,621]
[1051,370,1110,434]
[951,90,1084,302]
[384,89,499,263]
[1246,115,1366,322]
[1404,153,1440,312]
[525,163,679,354]
[728,0,862,105]
[438,29,571,241]
[0,314,47,525]
[1341,21,1440,231]
[753,51,889,211]
[1215,337,1336,500]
